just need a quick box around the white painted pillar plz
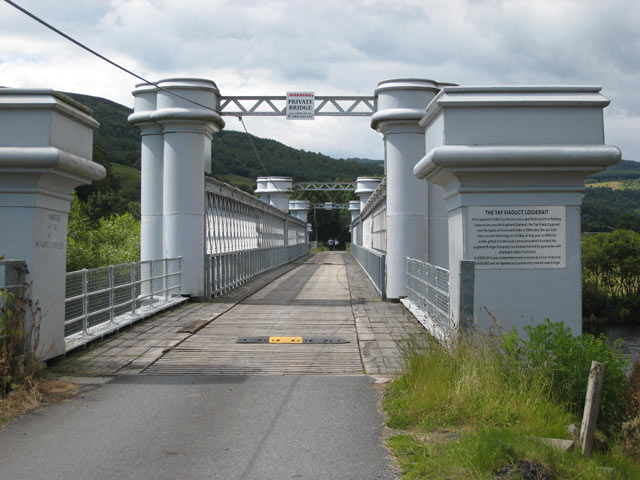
[128,83,164,261]
[150,78,224,298]
[348,200,360,243]
[288,199,310,223]
[354,177,381,211]
[371,78,454,298]
[348,200,360,223]
[255,176,293,213]
[415,86,621,335]
[0,89,105,359]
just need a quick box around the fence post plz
[164,258,169,302]
[130,263,136,314]
[82,269,88,335]
[580,361,605,457]
[109,265,115,324]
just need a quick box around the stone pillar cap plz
[414,145,621,180]
[374,78,456,94]
[0,146,106,182]
[348,200,360,211]
[255,176,293,195]
[289,199,310,210]
[371,78,457,130]
[0,88,98,129]
[421,85,610,127]
[355,177,381,194]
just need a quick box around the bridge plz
[0,79,621,363]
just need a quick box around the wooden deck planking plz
[145,257,364,376]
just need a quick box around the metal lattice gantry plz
[219,96,376,117]
[311,203,350,210]
[293,182,356,191]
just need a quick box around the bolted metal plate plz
[236,336,349,344]
[236,336,270,343]
[269,336,303,344]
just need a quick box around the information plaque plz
[286,91,315,120]
[468,206,566,269]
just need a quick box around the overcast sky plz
[1,0,638,162]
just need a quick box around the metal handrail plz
[64,257,182,337]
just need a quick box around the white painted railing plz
[351,178,386,253]
[351,179,387,297]
[204,177,308,298]
[350,244,386,299]
[64,258,184,351]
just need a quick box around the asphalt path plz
[0,375,397,480]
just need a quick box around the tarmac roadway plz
[0,253,420,479]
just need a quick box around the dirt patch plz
[0,378,78,427]
[495,460,555,480]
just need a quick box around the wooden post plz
[580,361,605,456]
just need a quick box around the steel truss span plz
[219,96,376,117]
[294,182,356,191]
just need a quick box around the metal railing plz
[406,258,450,328]
[206,243,308,297]
[351,243,386,299]
[351,178,386,253]
[64,258,182,340]
[204,177,309,298]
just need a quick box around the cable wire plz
[5,0,287,191]
[4,0,219,113]
[238,116,281,190]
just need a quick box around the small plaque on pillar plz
[286,92,315,120]
[469,206,566,269]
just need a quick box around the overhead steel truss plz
[311,203,349,210]
[293,182,356,191]
[219,96,376,117]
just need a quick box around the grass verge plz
[384,334,640,479]
[0,377,78,427]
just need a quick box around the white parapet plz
[0,89,105,359]
[128,83,164,262]
[149,78,225,298]
[371,78,454,298]
[414,85,621,335]
[255,176,293,213]
[354,177,381,211]
[289,199,310,222]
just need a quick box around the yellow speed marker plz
[269,336,303,344]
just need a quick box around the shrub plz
[501,320,630,433]
[385,334,573,437]
[0,267,42,397]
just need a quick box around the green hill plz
[586,159,640,182]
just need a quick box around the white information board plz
[286,92,315,120]
[468,206,566,269]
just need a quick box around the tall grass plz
[385,334,573,438]
[384,331,640,478]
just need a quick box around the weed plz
[1,264,44,397]
[501,320,630,432]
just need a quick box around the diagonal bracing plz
[219,96,376,116]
